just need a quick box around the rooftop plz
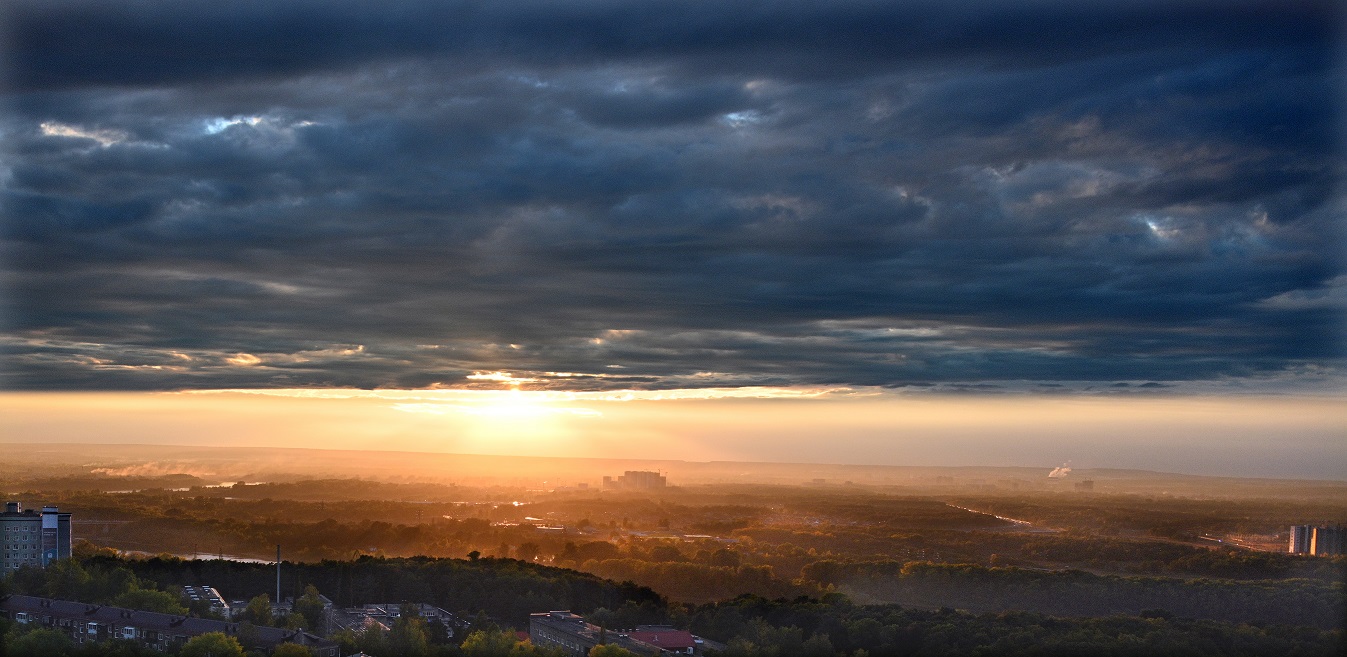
[2,594,333,649]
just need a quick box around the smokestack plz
[276,545,281,609]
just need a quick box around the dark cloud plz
[6,1,1335,90]
[1,0,1342,392]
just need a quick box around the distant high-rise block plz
[1290,524,1343,556]
[1310,526,1344,556]
[1290,525,1313,554]
[2,502,73,572]
[616,470,666,489]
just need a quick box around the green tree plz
[516,542,541,562]
[178,632,245,657]
[588,644,639,657]
[389,603,431,657]
[709,548,741,568]
[800,632,834,657]
[282,611,309,631]
[9,627,76,656]
[356,623,388,656]
[110,588,189,615]
[559,543,579,564]
[467,611,496,636]
[241,594,274,626]
[72,538,120,560]
[294,584,326,632]
[85,565,142,603]
[43,558,92,600]
[330,629,360,656]
[75,638,163,657]
[271,643,313,657]
[235,622,261,651]
[587,607,615,631]
[426,617,452,645]
[461,628,520,657]
[647,545,684,563]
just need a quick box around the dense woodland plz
[15,480,1341,596]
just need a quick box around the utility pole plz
[276,544,282,608]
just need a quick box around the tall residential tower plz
[2,502,73,573]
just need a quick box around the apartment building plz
[2,502,72,573]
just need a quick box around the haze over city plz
[2,0,1344,477]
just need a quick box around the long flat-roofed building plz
[530,611,601,655]
[628,625,697,654]
[530,611,667,656]
[330,602,466,638]
[530,611,714,656]
[1,594,338,656]
[181,586,230,618]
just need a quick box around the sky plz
[3,391,1345,478]
[1,1,1344,474]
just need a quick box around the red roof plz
[627,630,696,650]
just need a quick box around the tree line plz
[799,560,1344,629]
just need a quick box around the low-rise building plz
[330,602,466,639]
[531,611,615,655]
[628,625,697,654]
[0,594,338,656]
[530,611,713,656]
[181,586,230,618]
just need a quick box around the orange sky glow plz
[2,390,1343,479]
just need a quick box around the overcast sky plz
[2,0,1343,395]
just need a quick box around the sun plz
[451,390,602,457]
[466,390,552,419]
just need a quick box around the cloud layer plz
[1,0,1342,392]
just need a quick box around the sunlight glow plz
[40,122,128,146]
[465,371,540,385]
[2,391,1345,475]
[204,115,264,134]
[189,385,853,404]
[391,393,602,418]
